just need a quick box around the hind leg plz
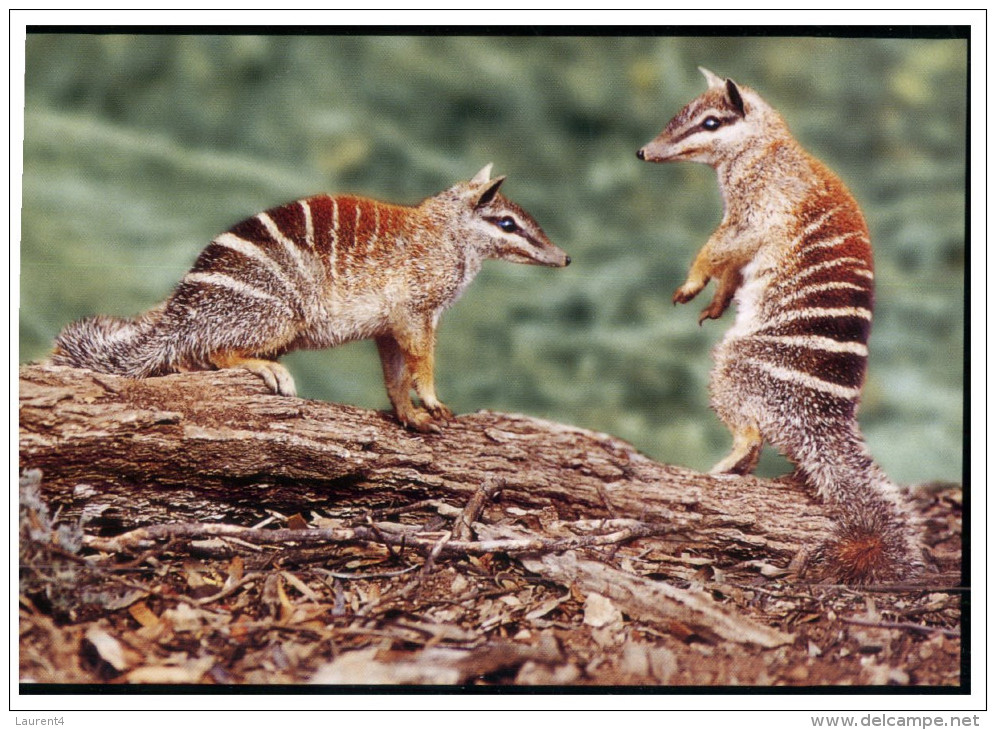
[160,277,301,395]
[708,343,765,475]
[710,422,763,475]
[210,351,296,397]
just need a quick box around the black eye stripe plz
[484,215,543,247]
[489,216,519,233]
[673,114,738,142]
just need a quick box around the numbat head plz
[638,69,925,584]
[637,67,789,166]
[52,164,570,433]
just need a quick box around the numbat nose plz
[636,148,646,160]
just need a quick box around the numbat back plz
[638,68,923,584]
[52,165,570,433]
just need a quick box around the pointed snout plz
[510,240,571,268]
[637,137,673,163]
[544,246,571,268]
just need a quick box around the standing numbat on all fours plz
[637,68,925,584]
[51,164,571,433]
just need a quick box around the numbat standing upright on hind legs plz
[637,68,924,584]
[52,165,570,433]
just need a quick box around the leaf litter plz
[19,470,962,687]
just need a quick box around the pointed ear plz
[698,66,726,90]
[471,163,494,185]
[726,79,746,117]
[473,176,506,209]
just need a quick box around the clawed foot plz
[697,297,731,325]
[672,280,704,305]
[236,359,297,397]
[708,455,757,476]
[699,288,733,325]
[709,425,763,475]
[425,402,454,421]
[396,402,454,434]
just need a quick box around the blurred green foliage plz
[19,33,966,484]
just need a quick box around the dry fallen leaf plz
[127,602,160,630]
[85,626,129,672]
[281,571,320,602]
[227,555,244,584]
[583,593,623,628]
[126,658,214,684]
[161,603,209,633]
[525,595,569,623]
[287,513,308,531]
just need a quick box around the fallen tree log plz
[18,362,832,571]
[17,363,963,686]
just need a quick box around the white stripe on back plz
[762,305,872,329]
[300,200,315,250]
[212,232,297,294]
[795,205,844,243]
[329,198,339,273]
[743,357,863,400]
[775,280,870,308]
[368,205,380,253]
[778,257,874,289]
[257,212,311,282]
[799,231,866,253]
[749,334,869,356]
[182,271,288,306]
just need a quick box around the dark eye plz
[496,216,518,232]
[702,116,721,131]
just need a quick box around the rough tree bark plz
[19,362,832,568]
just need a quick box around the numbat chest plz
[52,164,570,433]
[638,68,923,584]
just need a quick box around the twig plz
[84,519,679,558]
[452,477,504,541]
[314,565,420,581]
[420,532,452,578]
[841,617,960,638]
[345,499,452,527]
[193,576,258,606]
[413,531,453,599]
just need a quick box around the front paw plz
[698,297,731,324]
[672,280,705,305]
[424,401,454,421]
[396,406,447,434]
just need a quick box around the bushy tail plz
[50,306,170,378]
[793,426,925,584]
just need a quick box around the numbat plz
[52,165,570,433]
[638,68,923,583]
